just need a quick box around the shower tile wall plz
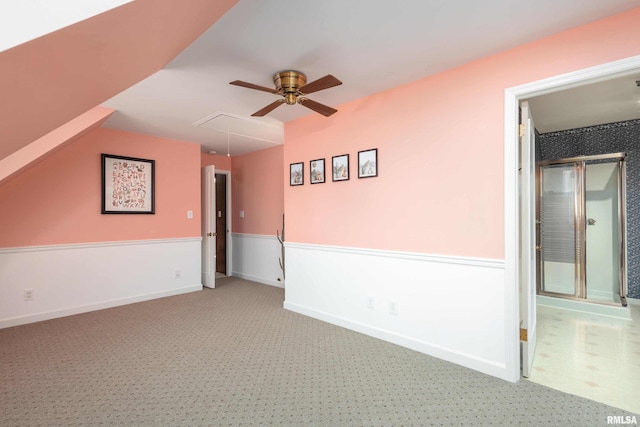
[538,119,640,299]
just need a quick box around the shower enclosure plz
[537,153,627,306]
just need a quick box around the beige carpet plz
[1,277,637,426]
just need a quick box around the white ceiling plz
[101,0,640,155]
[0,0,133,53]
[528,73,640,133]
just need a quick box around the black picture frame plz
[358,148,378,178]
[332,154,349,182]
[101,154,155,214]
[310,158,326,184]
[290,162,304,186]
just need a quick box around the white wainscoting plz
[231,233,283,288]
[283,242,511,381]
[0,238,202,328]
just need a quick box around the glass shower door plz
[539,163,581,297]
[585,161,622,304]
[537,154,627,306]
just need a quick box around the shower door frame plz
[536,152,627,306]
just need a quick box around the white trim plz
[284,243,509,380]
[231,233,283,286]
[0,238,202,328]
[233,272,284,288]
[1,285,201,329]
[537,295,631,319]
[626,297,640,306]
[504,54,640,383]
[283,301,506,379]
[286,241,504,269]
[0,237,202,254]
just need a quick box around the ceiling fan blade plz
[230,80,278,94]
[298,74,342,94]
[251,99,286,116]
[298,98,338,117]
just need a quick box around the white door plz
[519,101,537,377]
[201,165,216,289]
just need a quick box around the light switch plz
[187,210,193,219]
[240,210,245,218]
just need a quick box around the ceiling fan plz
[230,71,342,117]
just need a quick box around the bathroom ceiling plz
[101,0,640,155]
[528,72,640,133]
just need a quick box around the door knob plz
[536,245,542,251]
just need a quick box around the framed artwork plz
[310,158,325,184]
[358,149,378,178]
[332,154,349,182]
[290,162,304,186]
[101,154,155,214]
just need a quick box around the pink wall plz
[285,8,640,260]
[201,152,232,171]
[231,145,284,235]
[0,0,238,161]
[0,127,201,248]
[0,106,114,183]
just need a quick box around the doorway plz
[537,154,627,306]
[201,167,232,287]
[215,173,228,276]
[505,54,640,383]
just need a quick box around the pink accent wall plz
[0,127,201,248]
[231,146,284,235]
[0,0,238,161]
[0,106,114,183]
[201,152,232,171]
[284,8,640,260]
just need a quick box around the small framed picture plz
[101,154,155,214]
[358,149,378,178]
[310,158,325,184]
[332,154,349,182]
[290,162,304,186]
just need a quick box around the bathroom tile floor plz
[527,303,640,414]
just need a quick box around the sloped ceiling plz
[0,0,238,161]
[0,0,133,53]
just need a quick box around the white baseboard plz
[284,300,506,379]
[283,242,511,381]
[537,295,631,319]
[0,238,202,328]
[232,272,284,288]
[231,233,284,287]
[1,284,201,329]
[626,297,640,306]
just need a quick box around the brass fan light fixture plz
[230,71,342,117]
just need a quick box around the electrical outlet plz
[175,270,182,279]
[367,296,375,309]
[389,301,399,315]
[24,289,34,301]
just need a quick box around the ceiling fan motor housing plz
[274,71,306,104]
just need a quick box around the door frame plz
[519,100,537,378]
[504,54,640,382]
[216,169,233,276]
